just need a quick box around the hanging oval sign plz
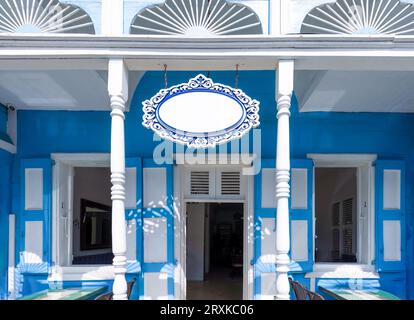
[142,74,260,148]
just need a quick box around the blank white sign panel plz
[383,220,401,261]
[125,167,137,209]
[143,168,167,208]
[261,218,276,263]
[261,169,276,208]
[144,217,167,263]
[291,168,308,209]
[25,168,43,210]
[143,272,168,300]
[25,221,43,263]
[291,220,308,261]
[383,170,401,210]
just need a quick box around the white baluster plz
[275,60,294,300]
[108,59,129,300]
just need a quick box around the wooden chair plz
[289,278,325,300]
[289,278,308,300]
[95,278,137,300]
[306,290,325,300]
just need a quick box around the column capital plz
[108,59,129,104]
[276,60,295,97]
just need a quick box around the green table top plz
[319,286,401,300]
[19,286,108,301]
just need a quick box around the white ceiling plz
[295,70,414,113]
[0,70,110,110]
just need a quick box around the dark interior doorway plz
[186,202,244,300]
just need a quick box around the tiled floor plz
[187,267,243,300]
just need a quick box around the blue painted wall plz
[7,70,414,299]
[0,149,12,299]
[0,104,11,144]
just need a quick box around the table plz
[19,286,108,300]
[319,286,401,300]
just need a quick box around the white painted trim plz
[308,153,377,166]
[309,154,376,267]
[306,263,379,279]
[178,163,253,300]
[51,153,111,271]
[5,36,414,72]
[48,266,114,282]
[175,153,256,166]
[0,139,16,154]
[8,214,15,298]
[7,108,17,146]
[51,153,110,166]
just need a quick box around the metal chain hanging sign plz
[142,73,260,148]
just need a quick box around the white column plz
[275,60,294,300]
[102,0,124,36]
[108,59,129,300]
[269,0,281,35]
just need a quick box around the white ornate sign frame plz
[142,74,260,148]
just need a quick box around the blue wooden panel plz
[375,160,406,272]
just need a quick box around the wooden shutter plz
[253,159,277,300]
[139,159,174,300]
[375,160,405,272]
[19,159,52,271]
[290,159,314,272]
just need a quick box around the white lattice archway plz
[130,0,263,36]
[301,0,414,35]
[0,0,95,34]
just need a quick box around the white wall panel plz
[25,168,43,210]
[260,273,276,300]
[383,170,401,210]
[8,215,15,296]
[143,168,166,208]
[24,221,43,263]
[143,272,168,300]
[125,167,137,209]
[383,220,401,261]
[126,219,137,261]
[291,220,308,261]
[261,169,276,208]
[291,168,308,209]
[261,218,276,263]
[144,217,167,263]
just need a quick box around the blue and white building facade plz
[0,0,414,300]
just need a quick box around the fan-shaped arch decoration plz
[142,74,260,148]
[301,0,414,35]
[130,0,263,36]
[0,0,95,34]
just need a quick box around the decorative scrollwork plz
[0,0,94,34]
[302,0,414,35]
[130,0,262,36]
[142,74,260,148]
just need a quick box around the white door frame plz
[307,153,377,272]
[174,164,254,300]
[50,153,114,281]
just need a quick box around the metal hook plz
[235,64,239,89]
[164,64,168,89]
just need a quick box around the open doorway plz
[71,167,113,265]
[186,202,244,300]
[315,168,357,263]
